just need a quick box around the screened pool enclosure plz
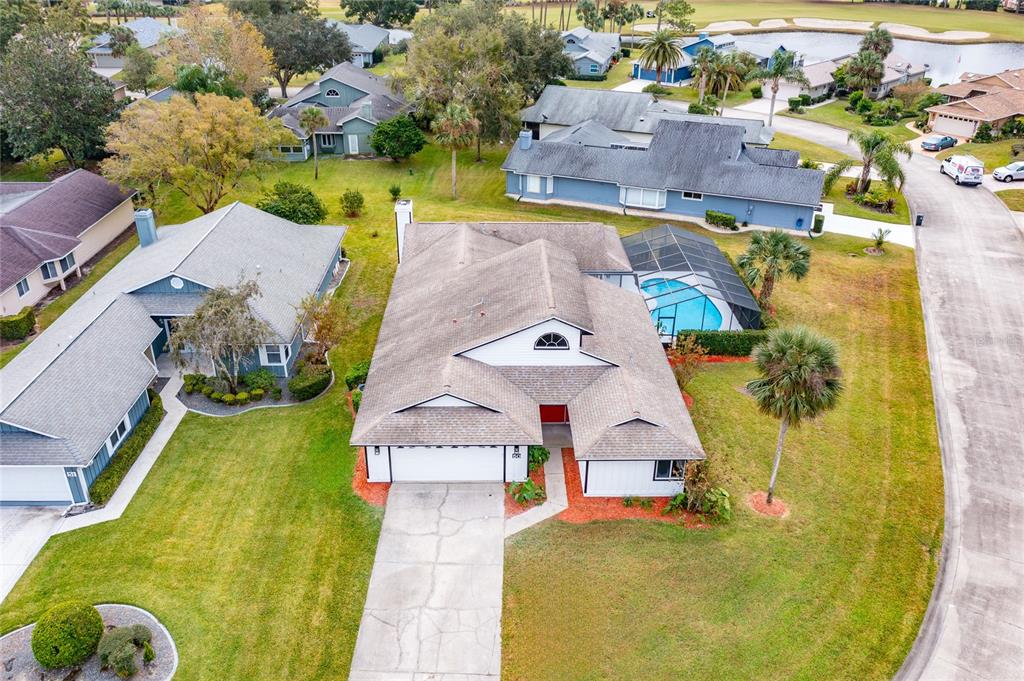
[621,225,762,341]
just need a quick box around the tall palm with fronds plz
[737,230,811,308]
[714,51,754,115]
[431,102,478,199]
[749,49,809,127]
[848,129,912,194]
[746,326,844,504]
[299,107,329,181]
[845,49,885,93]
[691,46,721,104]
[638,29,683,86]
[860,26,893,59]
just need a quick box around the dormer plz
[458,318,612,367]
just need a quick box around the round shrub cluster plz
[31,601,103,669]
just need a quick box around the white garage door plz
[933,116,976,139]
[389,446,504,482]
[0,466,72,504]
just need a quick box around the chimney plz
[135,208,157,247]
[394,199,413,264]
[518,130,533,150]
[360,101,373,119]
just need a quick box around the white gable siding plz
[415,394,479,407]
[461,319,609,366]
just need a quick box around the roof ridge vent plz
[539,240,556,311]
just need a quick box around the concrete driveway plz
[0,507,62,604]
[349,483,504,681]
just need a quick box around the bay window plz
[619,186,666,209]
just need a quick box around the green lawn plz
[996,188,1024,211]
[825,183,911,225]
[2,143,941,679]
[563,58,634,90]
[505,226,940,680]
[782,100,919,143]
[937,137,1024,171]
[771,131,855,164]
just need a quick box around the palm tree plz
[821,158,855,196]
[860,26,893,59]
[299,108,330,181]
[715,51,754,115]
[431,102,478,199]
[845,49,885,93]
[749,49,809,127]
[638,29,683,86]
[736,230,811,308]
[691,46,721,104]
[746,326,844,505]
[848,129,912,194]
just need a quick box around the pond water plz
[732,31,1024,85]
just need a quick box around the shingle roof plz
[271,93,407,138]
[561,27,619,65]
[329,21,389,53]
[0,296,159,466]
[522,86,773,145]
[352,221,705,462]
[284,61,394,108]
[544,120,632,148]
[802,60,839,88]
[927,89,1024,122]
[504,119,823,207]
[1,170,134,292]
[87,17,179,53]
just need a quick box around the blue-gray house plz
[632,32,736,84]
[561,27,621,76]
[87,17,180,69]
[268,62,407,160]
[502,119,823,231]
[0,203,345,506]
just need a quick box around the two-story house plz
[561,27,621,76]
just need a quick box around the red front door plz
[539,405,569,423]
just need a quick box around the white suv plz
[939,155,984,186]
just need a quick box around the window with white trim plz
[654,459,686,480]
[589,63,599,73]
[325,88,341,97]
[15,277,30,297]
[525,174,542,194]
[40,261,58,280]
[320,133,335,146]
[681,191,703,200]
[59,252,76,273]
[262,343,292,366]
[108,414,131,452]
[534,332,569,349]
[620,186,666,209]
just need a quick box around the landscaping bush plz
[813,213,825,234]
[566,73,606,82]
[31,601,104,669]
[664,460,732,521]
[389,183,402,200]
[340,189,364,217]
[210,392,223,402]
[787,96,804,113]
[705,209,737,230]
[345,359,370,390]
[973,122,994,143]
[687,101,712,115]
[251,388,265,401]
[183,373,206,394]
[243,368,276,392]
[799,93,811,106]
[750,84,762,99]
[620,47,631,58]
[369,114,426,161]
[667,333,708,391]
[272,386,282,401]
[848,90,864,109]
[642,83,671,96]
[352,388,362,412]
[98,624,153,678]
[202,385,214,397]
[0,305,35,340]
[222,393,236,405]
[235,391,249,405]
[88,391,165,506]
[205,376,230,394]
[508,479,545,505]
[855,97,874,115]
[689,329,769,356]
[855,186,897,213]
[527,445,550,472]
[288,363,331,401]
[255,181,327,224]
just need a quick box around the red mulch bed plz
[347,392,389,507]
[504,464,546,518]
[704,355,752,363]
[747,491,789,518]
[557,449,704,527]
[682,391,694,408]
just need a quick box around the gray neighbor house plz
[87,17,179,69]
[0,203,345,506]
[560,27,621,76]
[268,62,408,161]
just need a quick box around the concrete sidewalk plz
[819,202,915,248]
[504,449,568,537]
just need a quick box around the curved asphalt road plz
[725,108,1024,680]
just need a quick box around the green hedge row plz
[288,363,332,401]
[1,306,35,340]
[345,359,370,390]
[706,209,737,230]
[687,330,769,356]
[566,73,607,82]
[88,390,165,506]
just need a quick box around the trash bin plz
[915,213,925,227]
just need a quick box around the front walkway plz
[819,202,915,248]
[349,483,504,681]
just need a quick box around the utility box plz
[915,213,925,227]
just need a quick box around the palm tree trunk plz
[759,271,776,307]
[719,80,730,115]
[450,148,458,199]
[656,1,662,30]
[476,135,482,162]
[698,74,706,104]
[767,80,779,127]
[656,66,662,85]
[313,137,319,180]
[766,416,789,504]
[858,162,872,194]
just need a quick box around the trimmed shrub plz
[341,189,364,217]
[98,624,152,678]
[222,393,236,405]
[210,392,223,402]
[288,363,331,401]
[369,115,426,161]
[345,359,370,390]
[566,73,607,82]
[687,101,712,115]
[642,83,672,96]
[88,391,165,506]
[255,181,327,224]
[1,306,35,340]
[848,89,864,109]
[272,386,283,401]
[243,368,276,391]
[527,445,550,472]
[750,84,762,99]
[787,96,804,113]
[689,329,769,356]
[251,388,265,401]
[182,373,206,394]
[235,391,249,405]
[798,93,812,106]
[705,209,737,230]
[31,601,103,669]
[201,385,214,397]
[143,640,155,664]
[389,184,402,200]
[352,388,362,412]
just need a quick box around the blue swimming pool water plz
[641,277,723,335]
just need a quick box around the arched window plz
[325,88,341,97]
[535,332,569,350]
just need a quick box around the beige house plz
[928,68,1024,139]
[1,171,135,316]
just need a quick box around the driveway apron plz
[350,483,504,681]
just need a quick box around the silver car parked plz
[993,161,1024,183]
